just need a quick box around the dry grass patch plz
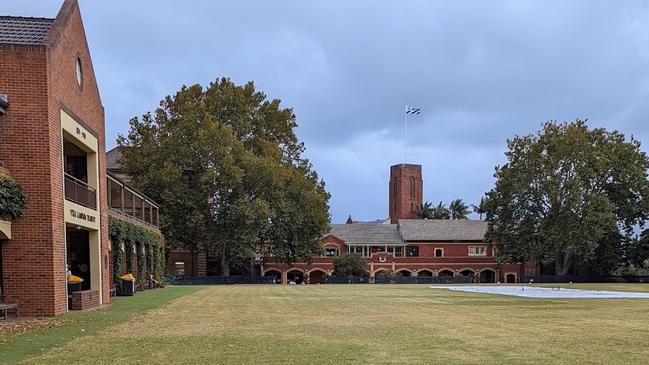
[25,284,649,364]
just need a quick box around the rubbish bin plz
[67,275,84,308]
[119,273,136,296]
[67,274,83,293]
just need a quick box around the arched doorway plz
[479,269,496,283]
[263,269,282,284]
[417,270,433,277]
[437,269,454,277]
[459,269,475,277]
[287,269,304,284]
[505,273,517,283]
[309,269,327,284]
[395,270,412,277]
[374,270,389,277]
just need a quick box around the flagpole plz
[404,105,408,163]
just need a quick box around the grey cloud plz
[6,0,649,222]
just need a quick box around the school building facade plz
[0,0,110,315]
[262,164,538,284]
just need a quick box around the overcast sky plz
[7,1,649,223]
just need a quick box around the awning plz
[0,219,11,240]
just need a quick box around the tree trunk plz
[554,252,571,276]
[220,247,230,276]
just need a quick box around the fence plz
[373,276,473,284]
[169,275,477,285]
[169,276,274,285]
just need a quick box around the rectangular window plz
[350,246,370,258]
[123,190,134,216]
[409,176,415,199]
[468,246,487,256]
[324,248,338,257]
[406,246,419,257]
[435,248,444,258]
[395,246,403,257]
[109,179,122,211]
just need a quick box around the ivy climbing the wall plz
[0,175,27,219]
[108,216,165,286]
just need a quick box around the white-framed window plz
[468,246,487,256]
[434,248,444,258]
[349,245,370,257]
[324,247,339,257]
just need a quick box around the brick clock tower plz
[389,164,423,224]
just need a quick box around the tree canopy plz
[449,199,470,220]
[417,200,469,220]
[117,78,331,275]
[333,254,368,277]
[485,120,649,275]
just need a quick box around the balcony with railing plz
[107,172,159,230]
[64,173,97,210]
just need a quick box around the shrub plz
[333,254,368,277]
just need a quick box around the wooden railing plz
[64,173,97,210]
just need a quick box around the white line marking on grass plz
[430,285,649,299]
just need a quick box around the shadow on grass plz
[0,286,203,364]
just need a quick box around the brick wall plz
[389,164,423,223]
[69,289,100,310]
[0,44,57,315]
[0,0,109,315]
[46,0,110,311]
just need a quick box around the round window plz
[75,57,83,87]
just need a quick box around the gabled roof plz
[0,16,54,45]
[398,219,487,242]
[106,147,123,170]
[328,224,403,244]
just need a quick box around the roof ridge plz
[0,16,54,22]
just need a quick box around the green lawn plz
[4,284,649,364]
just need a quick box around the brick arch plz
[436,268,455,277]
[395,269,413,277]
[307,268,328,284]
[478,268,497,283]
[262,269,282,277]
[373,268,390,277]
[416,269,434,276]
[458,268,476,276]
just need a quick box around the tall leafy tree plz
[485,120,649,275]
[449,198,470,220]
[117,78,330,275]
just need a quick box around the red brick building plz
[0,0,110,315]
[262,164,537,284]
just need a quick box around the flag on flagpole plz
[405,105,421,115]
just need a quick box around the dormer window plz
[324,247,339,257]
